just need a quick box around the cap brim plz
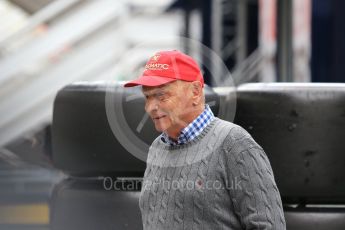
[123,75,176,87]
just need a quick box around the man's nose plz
[145,98,158,113]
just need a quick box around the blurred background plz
[0,0,344,229]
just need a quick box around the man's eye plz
[157,93,166,100]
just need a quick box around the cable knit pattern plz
[139,118,286,230]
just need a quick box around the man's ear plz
[191,81,202,104]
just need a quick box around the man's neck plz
[166,104,205,140]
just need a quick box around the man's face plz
[142,81,195,138]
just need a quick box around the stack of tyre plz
[51,82,345,230]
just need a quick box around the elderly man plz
[124,50,286,230]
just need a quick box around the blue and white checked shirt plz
[160,104,215,146]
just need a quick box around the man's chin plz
[154,124,166,133]
[153,120,171,133]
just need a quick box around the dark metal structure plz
[277,0,293,82]
[311,0,345,82]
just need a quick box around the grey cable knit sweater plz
[139,117,286,230]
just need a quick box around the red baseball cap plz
[124,50,204,88]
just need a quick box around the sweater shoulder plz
[216,118,263,153]
[214,118,251,141]
[151,135,163,148]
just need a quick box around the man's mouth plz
[153,115,166,121]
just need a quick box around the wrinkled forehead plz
[141,80,181,95]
